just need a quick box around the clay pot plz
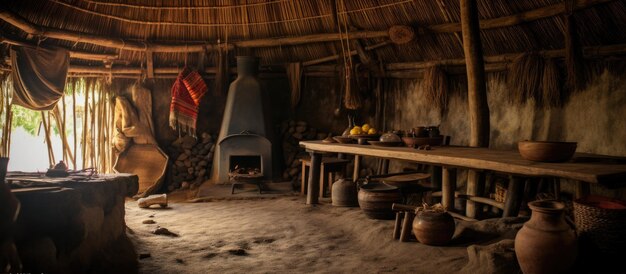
[412,210,455,245]
[357,183,402,220]
[515,200,577,274]
[332,179,358,207]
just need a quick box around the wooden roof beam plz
[429,0,614,33]
[0,34,118,61]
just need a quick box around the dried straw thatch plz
[507,52,544,105]
[542,58,563,109]
[422,65,448,110]
[0,0,622,73]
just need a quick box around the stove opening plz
[229,155,262,172]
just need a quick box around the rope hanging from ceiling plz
[47,0,415,27]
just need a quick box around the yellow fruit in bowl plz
[350,127,362,135]
[361,124,371,132]
[368,128,377,135]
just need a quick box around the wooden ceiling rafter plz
[0,0,614,57]
[30,42,625,80]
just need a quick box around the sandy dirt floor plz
[125,196,522,274]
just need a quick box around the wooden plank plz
[298,141,626,186]
[306,152,322,205]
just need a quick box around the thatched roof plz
[0,0,624,73]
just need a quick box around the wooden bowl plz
[518,141,577,162]
[401,136,443,148]
[333,136,354,144]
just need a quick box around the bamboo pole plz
[461,0,490,219]
[0,35,119,61]
[72,80,78,169]
[82,80,89,169]
[41,112,55,167]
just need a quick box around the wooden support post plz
[461,0,490,219]
[319,163,327,199]
[381,159,389,174]
[466,171,485,218]
[442,167,457,211]
[575,181,590,199]
[307,152,322,205]
[146,50,154,78]
[353,155,361,182]
[430,166,442,190]
[503,176,525,217]
[461,0,490,147]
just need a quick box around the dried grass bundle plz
[422,65,448,110]
[565,14,587,93]
[286,62,302,109]
[343,65,362,110]
[542,58,562,109]
[507,52,544,105]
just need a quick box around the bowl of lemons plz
[348,124,380,144]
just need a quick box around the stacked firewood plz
[166,132,215,191]
[280,120,330,186]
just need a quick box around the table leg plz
[319,164,326,198]
[381,159,389,174]
[575,181,590,199]
[503,176,525,217]
[442,167,457,211]
[300,162,307,196]
[465,170,485,218]
[393,212,403,240]
[400,211,415,242]
[353,155,361,182]
[307,152,322,205]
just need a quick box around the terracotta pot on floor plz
[514,200,577,274]
[412,210,455,245]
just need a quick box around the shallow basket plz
[573,195,626,255]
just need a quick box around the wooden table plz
[299,141,626,217]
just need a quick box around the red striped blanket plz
[169,68,208,137]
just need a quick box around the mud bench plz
[6,172,139,273]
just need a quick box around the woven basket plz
[573,195,626,255]
[494,183,507,203]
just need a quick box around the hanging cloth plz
[169,68,208,137]
[10,46,69,110]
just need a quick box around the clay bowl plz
[401,136,443,148]
[333,136,354,144]
[518,141,577,162]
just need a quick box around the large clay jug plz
[332,179,358,207]
[514,200,577,274]
[357,183,402,219]
[412,210,455,245]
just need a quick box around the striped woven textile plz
[169,68,207,137]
